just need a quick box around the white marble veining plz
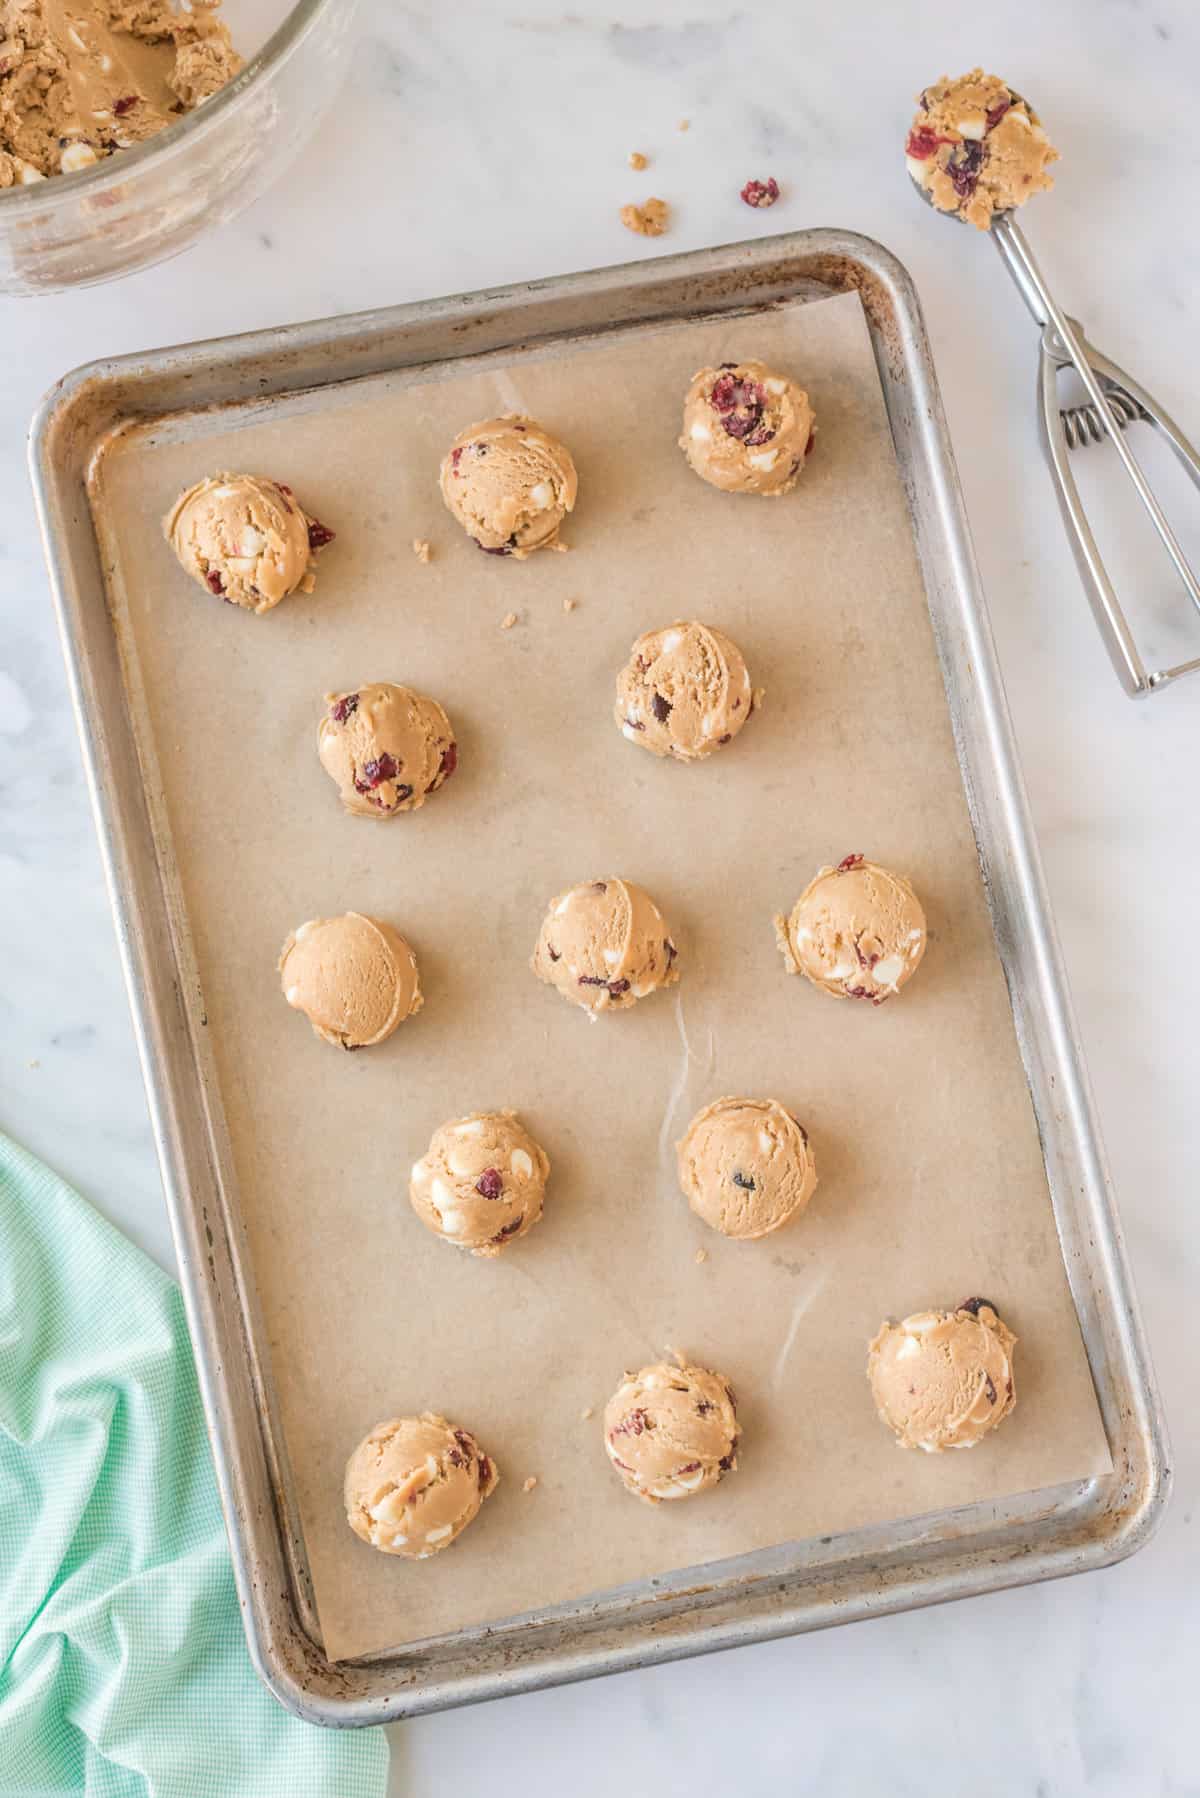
[1,2,1198,1792]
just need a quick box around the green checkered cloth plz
[0,1131,388,1798]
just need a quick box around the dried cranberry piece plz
[836,853,864,873]
[610,1455,636,1475]
[724,1384,738,1413]
[453,1429,475,1461]
[675,1461,702,1476]
[360,753,398,787]
[578,974,608,987]
[307,519,335,550]
[439,741,458,780]
[985,97,1012,131]
[546,944,560,962]
[958,1296,997,1318]
[447,1445,466,1468]
[947,139,984,199]
[740,176,780,208]
[905,126,955,160]
[113,94,138,116]
[696,1398,714,1415]
[205,570,224,595]
[804,425,816,458]
[624,716,646,732]
[718,733,731,745]
[591,881,608,894]
[607,978,630,998]
[710,372,767,442]
[854,934,880,971]
[984,1374,998,1405]
[743,420,777,448]
[475,1167,503,1200]
[651,692,672,724]
[613,1408,651,1437]
[477,1454,492,1490]
[330,693,359,724]
[476,538,515,556]
[492,1217,523,1243]
[664,939,677,967]
[718,1452,735,1473]
[845,984,874,1001]
[450,446,463,473]
[731,1170,755,1191]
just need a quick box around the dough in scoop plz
[774,855,926,1004]
[164,472,333,613]
[410,1111,550,1256]
[318,683,457,817]
[603,1360,739,1504]
[680,361,814,496]
[278,913,421,1049]
[677,1097,817,1239]
[531,877,679,1015]
[344,1414,498,1557]
[905,71,1057,231]
[615,621,756,761]
[439,415,577,557]
[868,1299,1017,1452]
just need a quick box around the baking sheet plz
[87,288,1111,1665]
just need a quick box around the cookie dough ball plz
[677,1097,817,1240]
[531,877,679,1015]
[615,621,756,762]
[439,415,578,557]
[774,854,926,1005]
[868,1299,1017,1452]
[410,1111,550,1256]
[905,72,1058,231]
[344,1414,498,1558]
[604,1360,739,1504]
[680,362,814,497]
[318,683,457,818]
[163,473,333,613]
[279,913,422,1049]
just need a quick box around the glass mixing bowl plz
[0,0,356,295]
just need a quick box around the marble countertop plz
[2,2,1198,1791]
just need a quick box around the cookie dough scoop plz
[439,415,578,556]
[677,1097,817,1240]
[344,1414,498,1557]
[868,1299,1017,1452]
[774,854,926,1005]
[279,913,422,1049]
[163,472,334,612]
[680,361,814,496]
[531,877,679,1015]
[604,1360,739,1504]
[318,683,457,817]
[615,621,756,761]
[411,1110,550,1256]
[907,75,1200,699]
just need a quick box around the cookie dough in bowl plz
[164,472,334,612]
[615,621,756,762]
[318,683,457,817]
[439,414,577,557]
[905,71,1057,231]
[680,361,814,496]
[677,1097,817,1240]
[344,1414,499,1558]
[531,877,679,1015]
[603,1359,739,1504]
[868,1299,1017,1452]
[279,913,422,1049]
[410,1111,550,1256]
[774,854,926,1005]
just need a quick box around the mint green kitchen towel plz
[0,1131,388,1798]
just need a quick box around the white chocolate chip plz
[690,421,712,443]
[439,1211,468,1236]
[904,155,932,185]
[748,449,777,471]
[673,1469,706,1491]
[285,986,301,1006]
[529,482,552,508]
[237,528,266,557]
[554,896,572,916]
[758,1131,772,1154]
[455,1120,486,1137]
[662,630,682,653]
[225,557,256,576]
[431,1178,455,1211]
[295,920,316,940]
[873,955,904,988]
[370,1489,408,1525]
[622,724,643,743]
[829,959,856,980]
[602,948,621,966]
[895,1336,921,1360]
[411,1160,429,1184]
[957,118,985,140]
[424,1456,439,1478]
[764,378,786,395]
[445,1148,476,1178]
[511,1148,533,1179]
[425,1525,453,1545]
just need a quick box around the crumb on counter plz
[501,611,519,631]
[678,118,690,132]
[741,177,780,208]
[550,540,569,553]
[563,596,579,613]
[412,539,432,563]
[628,150,648,170]
[695,1246,708,1264]
[621,197,669,237]
[580,1406,594,1421]
[522,1475,538,1493]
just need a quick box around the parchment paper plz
[89,289,1111,1664]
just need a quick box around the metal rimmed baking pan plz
[30,231,1169,1724]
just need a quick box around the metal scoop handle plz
[993,213,1200,696]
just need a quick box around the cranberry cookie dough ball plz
[531,877,679,1016]
[410,1111,550,1257]
[163,472,333,612]
[278,913,422,1049]
[603,1360,739,1504]
[774,854,926,1005]
[615,621,756,762]
[680,361,814,496]
[318,683,457,818]
[905,71,1057,231]
[439,414,578,557]
[344,1414,498,1558]
[868,1299,1017,1452]
[677,1097,817,1240]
